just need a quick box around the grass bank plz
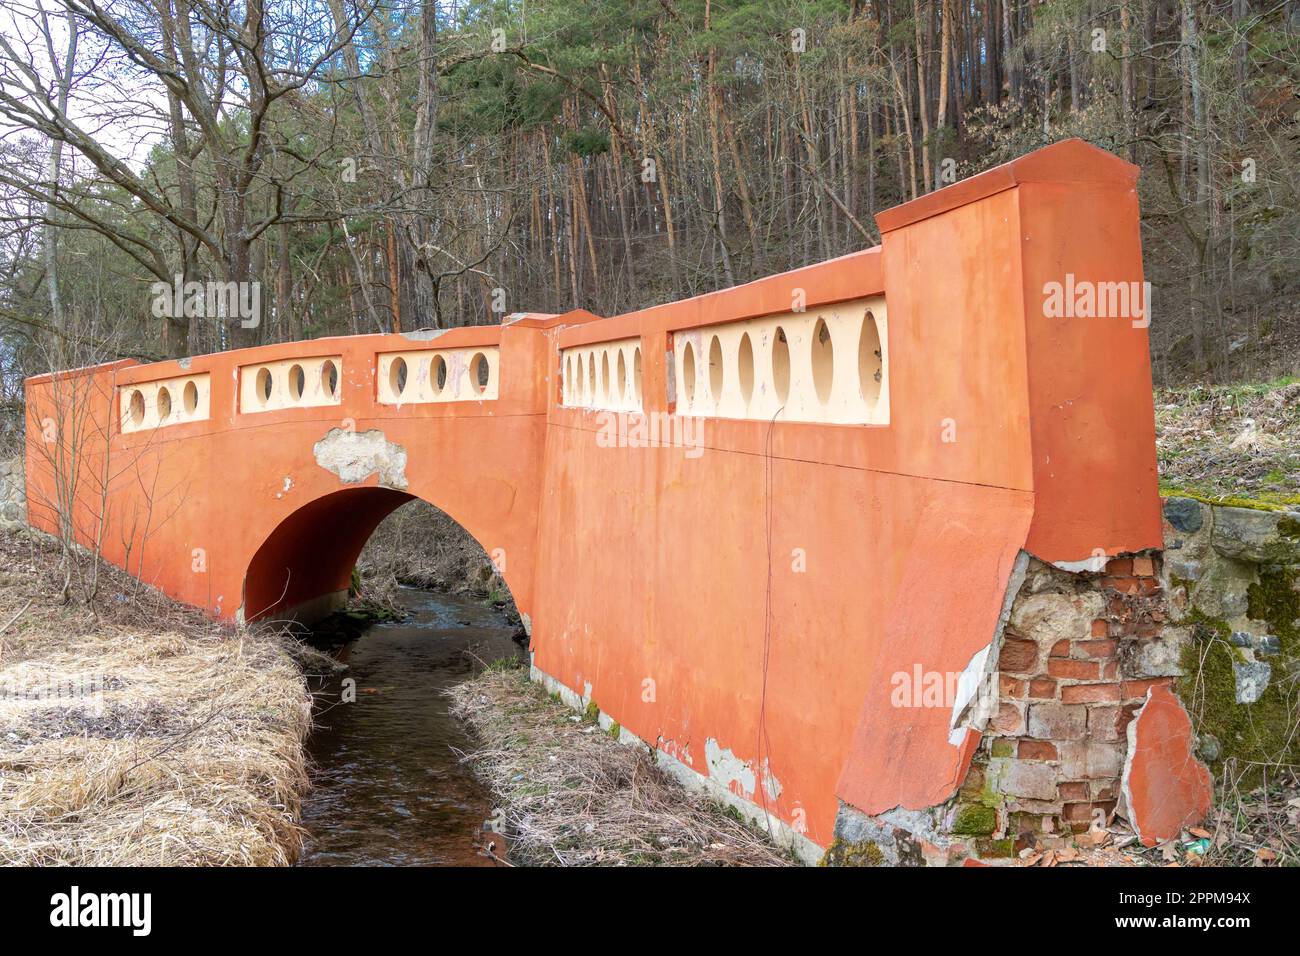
[0,528,315,865]
[1156,376,1300,508]
[446,664,795,866]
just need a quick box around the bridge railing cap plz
[875,138,1140,234]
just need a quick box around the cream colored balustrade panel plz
[239,357,343,414]
[559,338,643,412]
[376,347,499,405]
[119,373,212,433]
[672,297,888,425]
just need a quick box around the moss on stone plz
[819,837,885,867]
[951,803,997,836]
[990,738,1015,758]
[582,700,600,724]
[975,837,1015,859]
[1160,485,1300,513]
[1177,572,1299,777]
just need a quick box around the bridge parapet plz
[238,355,342,413]
[560,337,644,412]
[376,345,499,405]
[120,371,211,433]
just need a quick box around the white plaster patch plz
[705,738,757,798]
[312,428,408,490]
[1053,554,1110,573]
[948,643,993,745]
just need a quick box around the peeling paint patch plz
[948,643,993,745]
[400,328,451,342]
[178,357,192,370]
[704,738,782,800]
[950,550,1029,745]
[1121,683,1213,846]
[313,428,408,490]
[705,738,757,797]
[1052,553,1110,573]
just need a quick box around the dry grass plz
[1156,377,1300,505]
[0,528,314,865]
[446,665,795,867]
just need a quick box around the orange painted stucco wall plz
[23,139,1162,853]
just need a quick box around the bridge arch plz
[241,487,519,624]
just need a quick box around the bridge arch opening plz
[241,488,515,626]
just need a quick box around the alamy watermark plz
[594,411,705,459]
[1042,273,1151,328]
[150,276,261,329]
[0,673,107,716]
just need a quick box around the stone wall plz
[1160,497,1300,774]
[0,455,24,531]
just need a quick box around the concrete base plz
[529,660,825,866]
[256,589,348,627]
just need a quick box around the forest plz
[0,0,1296,417]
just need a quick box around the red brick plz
[999,675,1026,698]
[1063,802,1092,823]
[1091,619,1110,637]
[999,637,1039,673]
[1088,704,1121,741]
[1064,800,1117,830]
[1092,780,1119,801]
[1101,660,1119,680]
[991,700,1025,735]
[1058,781,1089,802]
[1076,638,1118,658]
[1102,576,1140,595]
[1048,658,1100,680]
[1061,682,1121,704]
[1049,639,1072,659]
[1121,678,1173,701]
[1027,702,1087,740]
[1117,702,1142,735]
[1132,556,1155,577]
[1058,740,1124,778]
[1017,739,1058,760]
[1105,558,1133,576]
[1028,678,1058,699]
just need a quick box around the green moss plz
[975,837,1015,859]
[1247,565,1299,645]
[607,721,621,740]
[820,838,885,867]
[990,738,1015,758]
[951,803,997,836]
[582,700,600,724]
[1177,572,1299,778]
[1278,517,1300,540]
[1159,486,1300,512]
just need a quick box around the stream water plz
[297,587,523,866]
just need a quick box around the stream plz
[296,587,523,866]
